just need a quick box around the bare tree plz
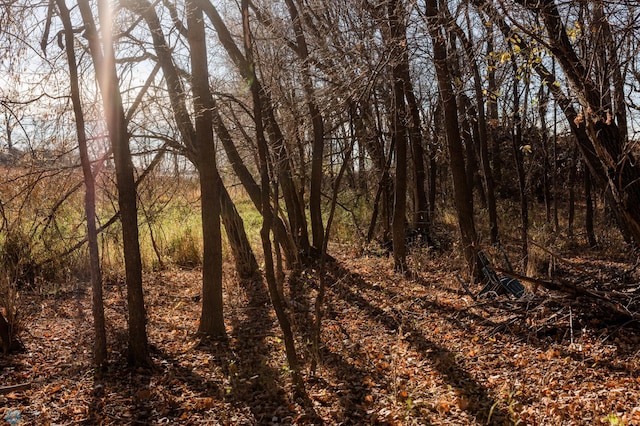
[186,0,226,339]
[512,0,640,245]
[77,0,150,366]
[388,0,409,273]
[240,0,306,398]
[55,0,107,367]
[425,0,479,275]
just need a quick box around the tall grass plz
[3,155,627,290]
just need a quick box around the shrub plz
[166,227,202,269]
[0,228,37,287]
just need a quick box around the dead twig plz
[495,268,640,322]
[0,382,31,394]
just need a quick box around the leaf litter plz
[1,248,640,425]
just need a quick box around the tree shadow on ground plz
[289,270,390,423]
[321,260,511,424]
[411,266,640,377]
[203,276,320,423]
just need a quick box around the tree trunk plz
[486,30,503,191]
[284,0,324,254]
[395,20,430,237]
[354,99,394,243]
[427,123,438,221]
[449,14,498,242]
[130,0,262,281]
[241,0,305,398]
[567,146,578,236]
[551,58,559,232]
[511,58,528,269]
[57,0,107,367]
[198,0,310,261]
[0,312,11,354]
[518,0,640,246]
[212,102,297,267]
[407,89,430,236]
[186,0,226,339]
[78,0,150,367]
[389,0,408,273]
[459,98,477,201]
[220,182,259,279]
[538,84,552,224]
[477,0,640,246]
[425,0,478,275]
[585,166,597,247]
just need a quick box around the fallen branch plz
[0,383,31,394]
[494,268,596,298]
[494,268,640,321]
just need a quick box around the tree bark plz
[241,0,305,398]
[355,102,393,243]
[284,0,325,254]
[0,312,11,354]
[186,0,226,339]
[57,0,107,367]
[126,0,261,279]
[585,166,597,247]
[220,182,259,279]
[211,102,297,267]
[198,0,310,261]
[425,0,478,275]
[517,0,640,246]
[567,146,578,236]
[485,29,503,191]
[538,84,552,224]
[78,0,150,367]
[511,58,529,269]
[452,15,498,242]
[392,10,430,237]
[389,0,408,273]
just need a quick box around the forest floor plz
[2,243,640,425]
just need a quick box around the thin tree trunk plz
[425,0,478,275]
[567,146,578,236]
[242,0,305,398]
[511,58,528,269]
[212,103,297,267]
[517,0,640,245]
[395,23,429,237]
[0,312,13,353]
[78,0,150,367]
[220,182,259,279]
[199,0,310,260]
[585,166,597,247]
[595,0,627,144]
[127,0,263,278]
[428,123,438,220]
[389,0,408,273]
[538,84,552,224]
[186,0,226,339]
[486,29,502,190]
[57,0,106,368]
[552,59,559,232]
[452,13,498,240]
[312,136,354,373]
[284,0,324,254]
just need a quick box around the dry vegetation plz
[2,238,640,425]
